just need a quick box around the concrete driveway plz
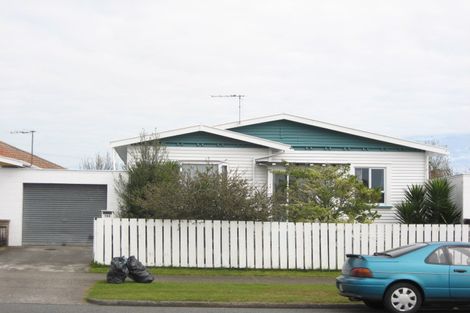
[0,246,102,304]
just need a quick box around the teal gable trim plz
[229,120,420,152]
[160,131,259,148]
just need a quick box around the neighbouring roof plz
[0,140,64,169]
[110,113,448,156]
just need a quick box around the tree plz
[395,178,460,224]
[116,133,180,218]
[429,155,453,179]
[425,140,453,179]
[278,165,381,223]
[117,132,273,220]
[79,152,114,170]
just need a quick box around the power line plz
[211,94,245,124]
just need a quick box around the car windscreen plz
[374,243,428,257]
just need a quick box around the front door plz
[448,246,470,299]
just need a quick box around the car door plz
[448,246,470,299]
[423,247,450,299]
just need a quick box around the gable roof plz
[215,113,448,155]
[0,140,64,169]
[110,125,292,151]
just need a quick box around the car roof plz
[425,242,470,247]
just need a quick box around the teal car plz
[336,242,470,313]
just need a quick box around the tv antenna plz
[211,94,245,124]
[10,130,36,167]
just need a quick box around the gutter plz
[254,149,285,164]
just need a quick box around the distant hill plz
[409,134,470,174]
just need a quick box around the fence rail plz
[93,218,470,270]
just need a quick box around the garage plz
[22,183,107,245]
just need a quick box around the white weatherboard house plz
[111,114,448,223]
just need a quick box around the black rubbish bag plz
[126,256,154,283]
[106,256,129,284]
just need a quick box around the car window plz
[376,243,428,257]
[426,248,448,265]
[447,247,470,266]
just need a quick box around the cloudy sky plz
[1,1,469,171]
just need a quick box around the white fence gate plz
[93,218,470,270]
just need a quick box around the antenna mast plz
[211,94,245,124]
[10,130,36,167]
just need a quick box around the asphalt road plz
[2,304,470,313]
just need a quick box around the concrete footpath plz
[0,246,99,305]
[0,271,102,304]
[0,246,340,307]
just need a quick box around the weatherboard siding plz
[164,146,270,189]
[273,150,427,223]
[230,120,419,152]
[127,146,426,223]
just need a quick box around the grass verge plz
[90,263,340,278]
[88,281,347,304]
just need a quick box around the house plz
[449,174,470,223]
[0,140,64,169]
[110,113,448,223]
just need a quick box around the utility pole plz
[10,130,36,167]
[211,94,245,124]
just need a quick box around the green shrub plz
[395,178,460,224]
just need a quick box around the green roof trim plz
[160,131,259,148]
[229,120,420,152]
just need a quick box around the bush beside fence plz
[93,218,469,270]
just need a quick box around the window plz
[447,247,470,266]
[375,243,428,258]
[426,248,449,265]
[181,163,219,177]
[220,165,228,178]
[355,167,385,203]
[273,173,299,194]
[273,173,287,193]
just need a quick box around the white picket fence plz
[93,218,470,270]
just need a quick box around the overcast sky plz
[1,1,469,171]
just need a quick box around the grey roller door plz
[23,183,107,245]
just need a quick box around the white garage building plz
[0,168,122,246]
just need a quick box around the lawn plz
[88,281,348,304]
[90,264,341,278]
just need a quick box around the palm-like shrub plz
[426,178,460,224]
[395,178,461,224]
[395,185,427,224]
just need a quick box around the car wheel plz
[363,299,384,309]
[384,282,422,313]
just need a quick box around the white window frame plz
[267,164,290,195]
[267,162,350,196]
[353,166,388,205]
[179,161,228,175]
